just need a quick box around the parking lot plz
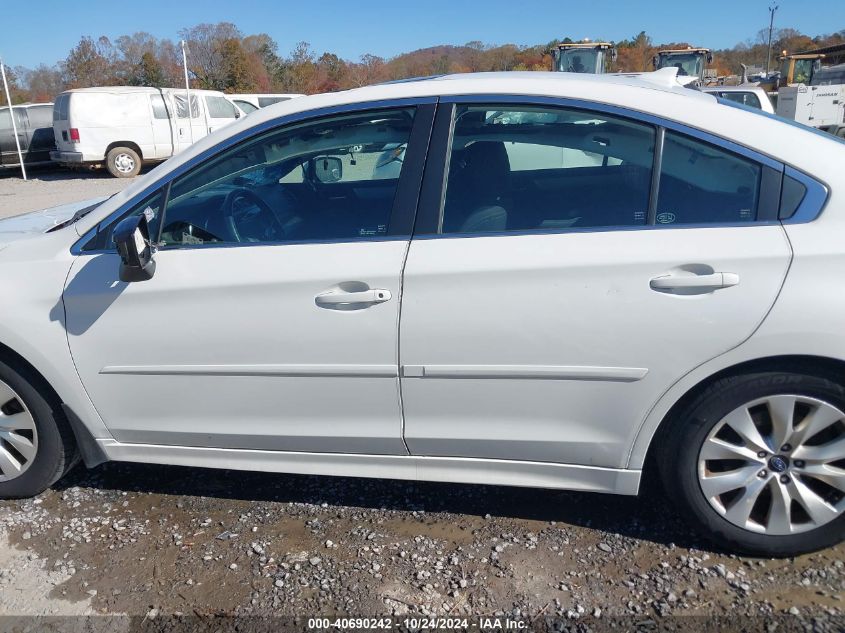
[0,170,844,626]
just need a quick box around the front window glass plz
[440,105,655,233]
[657,132,761,225]
[792,59,815,84]
[206,96,238,119]
[83,191,164,252]
[158,107,416,247]
[234,100,258,114]
[660,54,703,77]
[556,49,600,73]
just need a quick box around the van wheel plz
[106,147,141,178]
[659,371,845,557]
[0,359,78,499]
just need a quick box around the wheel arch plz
[105,141,143,162]
[634,354,845,476]
[0,340,106,468]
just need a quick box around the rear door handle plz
[650,272,739,292]
[315,288,392,307]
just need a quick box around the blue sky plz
[1,0,842,68]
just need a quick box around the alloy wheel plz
[698,395,845,535]
[0,379,38,483]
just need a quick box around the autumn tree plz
[179,22,242,89]
[62,36,117,88]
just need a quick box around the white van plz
[51,87,241,177]
[226,93,303,115]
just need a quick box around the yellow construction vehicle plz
[552,41,617,74]
[652,48,713,84]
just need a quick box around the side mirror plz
[314,156,343,183]
[706,52,714,64]
[652,56,659,70]
[113,214,156,282]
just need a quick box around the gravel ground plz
[0,171,843,629]
[0,167,138,218]
[0,462,843,626]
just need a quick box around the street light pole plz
[765,3,779,76]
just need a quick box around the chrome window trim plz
[781,165,830,225]
[411,221,782,242]
[71,96,438,256]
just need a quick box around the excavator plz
[552,41,617,74]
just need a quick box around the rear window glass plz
[657,131,761,225]
[53,95,69,122]
[719,91,762,110]
[779,175,807,219]
[440,104,656,233]
[26,105,53,128]
[258,97,289,107]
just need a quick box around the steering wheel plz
[221,188,285,243]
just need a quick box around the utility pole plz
[765,3,779,76]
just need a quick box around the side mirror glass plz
[113,214,156,282]
[314,156,343,183]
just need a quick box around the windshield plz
[792,59,816,84]
[659,53,703,78]
[556,49,600,73]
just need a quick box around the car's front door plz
[64,102,434,453]
[399,101,792,469]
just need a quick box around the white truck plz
[50,87,242,177]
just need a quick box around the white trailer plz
[776,83,845,138]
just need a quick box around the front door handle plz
[315,288,392,308]
[650,272,739,292]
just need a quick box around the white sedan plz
[0,69,843,557]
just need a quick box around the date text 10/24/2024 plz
[307,617,529,630]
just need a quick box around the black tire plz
[658,371,845,557]
[0,359,78,499]
[105,146,141,178]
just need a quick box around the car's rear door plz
[64,100,435,454]
[399,99,792,469]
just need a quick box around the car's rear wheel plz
[0,360,77,499]
[660,371,845,556]
[106,147,141,178]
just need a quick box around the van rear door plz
[52,94,74,153]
